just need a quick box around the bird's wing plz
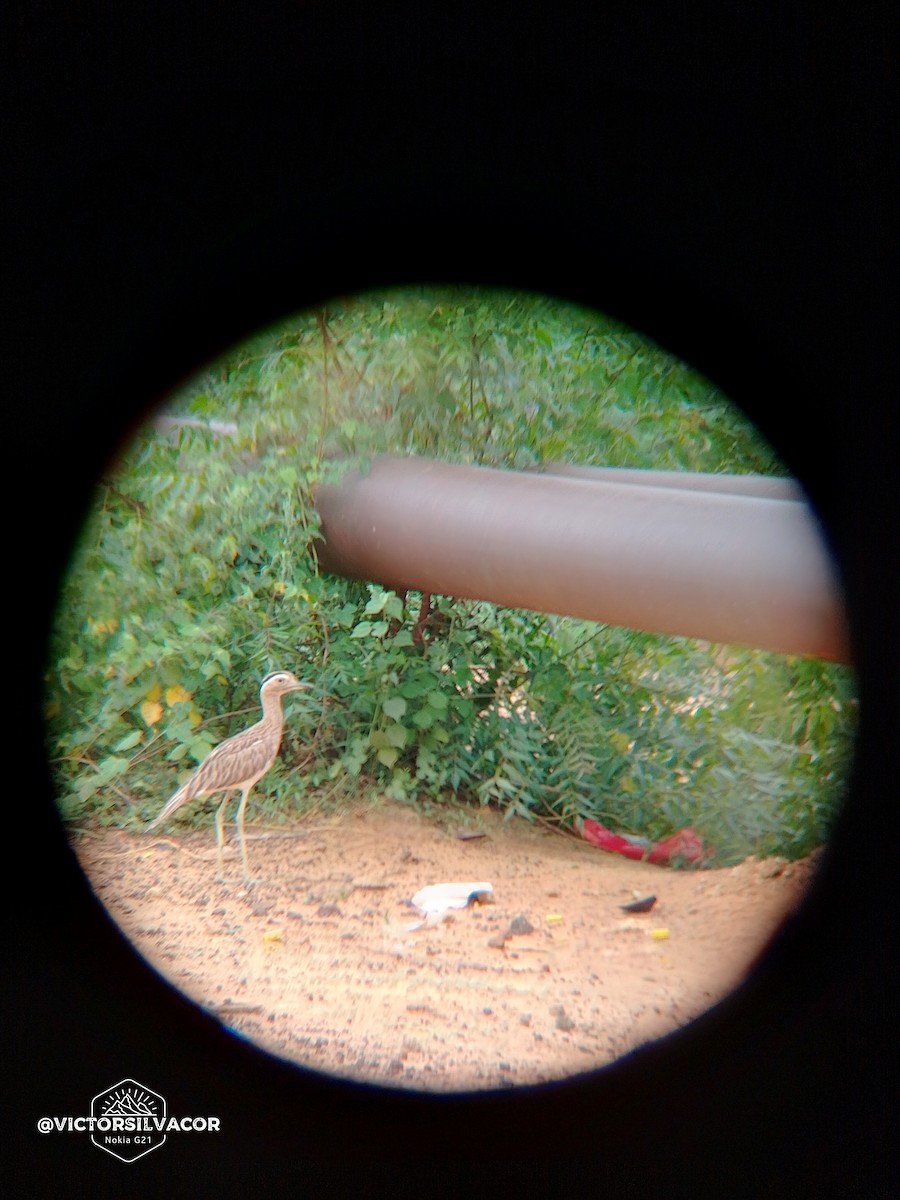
[191,722,282,793]
[145,720,282,832]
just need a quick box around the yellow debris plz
[140,699,163,727]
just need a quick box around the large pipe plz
[314,456,850,662]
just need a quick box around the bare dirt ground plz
[72,802,818,1092]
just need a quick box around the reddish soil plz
[72,802,818,1092]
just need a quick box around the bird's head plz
[260,670,314,697]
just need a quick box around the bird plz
[145,670,312,882]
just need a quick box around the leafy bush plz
[45,288,857,862]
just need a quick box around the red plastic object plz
[579,818,708,865]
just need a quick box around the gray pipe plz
[314,456,850,662]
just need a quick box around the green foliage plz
[45,287,856,862]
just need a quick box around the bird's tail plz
[145,777,197,833]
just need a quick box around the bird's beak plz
[291,681,314,692]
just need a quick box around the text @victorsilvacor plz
[37,1114,220,1133]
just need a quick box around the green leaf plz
[384,595,404,621]
[335,603,359,627]
[384,724,409,748]
[412,706,439,729]
[382,696,407,720]
[189,737,216,763]
[400,678,434,698]
[114,730,144,752]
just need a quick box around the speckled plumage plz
[146,670,312,880]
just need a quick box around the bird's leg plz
[235,785,254,884]
[214,792,232,880]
